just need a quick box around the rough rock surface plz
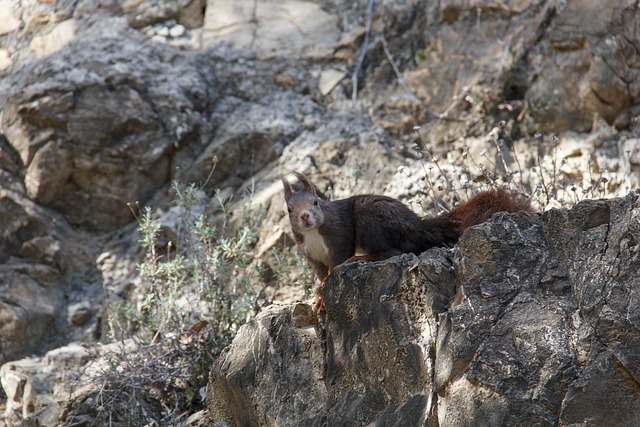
[1,18,217,230]
[208,191,640,426]
[208,304,327,426]
[400,0,640,135]
[0,188,69,365]
[526,0,640,132]
[0,0,639,424]
[201,0,341,59]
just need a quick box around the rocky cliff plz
[208,192,640,426]
[0,0,639,425]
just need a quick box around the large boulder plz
[0,18,216,230]
[207,190,640,425]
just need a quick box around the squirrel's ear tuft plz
[293,171,316,194]
[282,176,293,200]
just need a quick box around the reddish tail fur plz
[445,188,534,236]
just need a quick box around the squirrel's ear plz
[282,177,293,200]
[293,171,316,194]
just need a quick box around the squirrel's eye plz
[313,200,318,206]
[287,207,292,213]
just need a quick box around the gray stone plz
[1,18,217,230]
[0,189,68,364]
[169,24,186,38]
[201,0,340,59]
[207,304,327,426]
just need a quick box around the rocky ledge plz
[208,190,640,426]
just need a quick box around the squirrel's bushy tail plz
[446,188,534,235]
[419,188,533,250]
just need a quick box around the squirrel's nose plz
[301,213,309,222]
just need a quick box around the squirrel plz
[282,171,534,311]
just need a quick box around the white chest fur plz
[301,229,330,265]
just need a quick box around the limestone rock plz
[524,1,640,132]
[207,303,327,426]
[322,251,456,425]
[399,0,640,134]
[0,189,69,364]
[0,0,21,36]
[207,190,640,425]
[184,92,315,188]
[29,19,76,58]
[201,0,340,59]
[1,18,216,230]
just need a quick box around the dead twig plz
[352,0,375,106]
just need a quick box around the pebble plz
[169,24,185,38]
[143,21,190,45]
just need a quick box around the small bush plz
[93,177,267,425]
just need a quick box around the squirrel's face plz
[286,192,324,231]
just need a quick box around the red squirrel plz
[282,171,533,310]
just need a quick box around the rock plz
[0,189,69,364]
[201,0,340,59]
[67,302,93,327]
[0,0,21,36]
[122,0,179,28]
[525,0,640,132]
[75,0,123,18]
[0,0,639,425]
[404,14,514,117]
[183,91,318,187]
[0,48,11,71]
[169,23,186,38]
[322,251,456,426]
[1,18,217,230]
[207,303,327,426]
[29,18,76,57]
[1,342,104,425]
[397,0,640,134]
[318,68,346,96]
[207,190,640,425]
[178,0,205,29]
